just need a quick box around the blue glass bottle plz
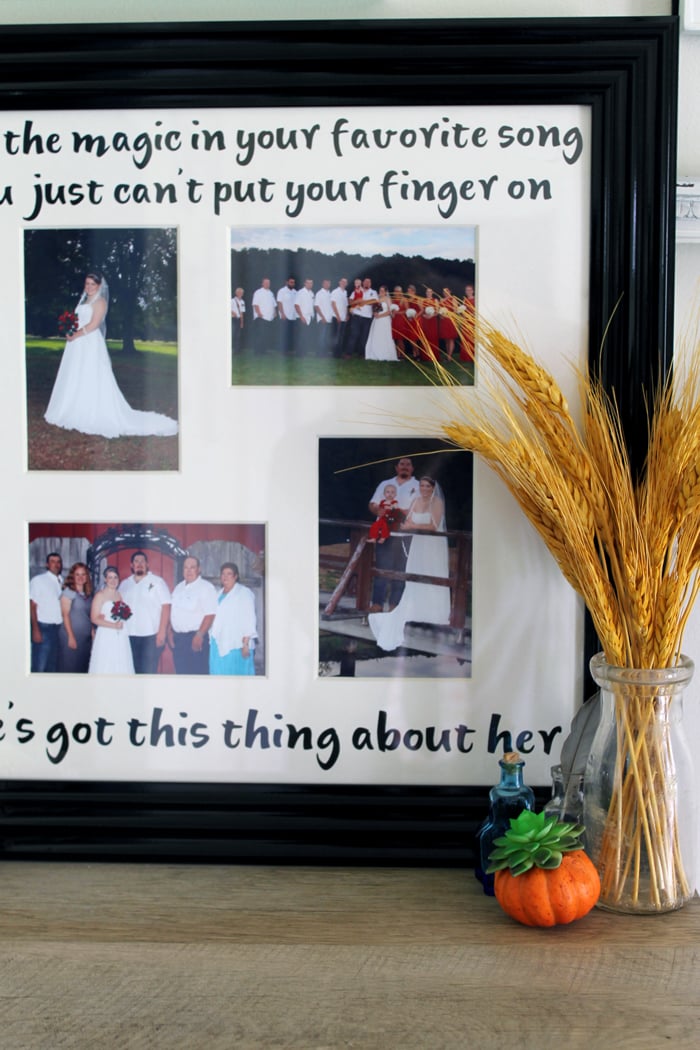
[474,751,535,895]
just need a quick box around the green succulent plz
[486,809,586,877]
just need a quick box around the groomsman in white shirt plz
[169,556,217,675]
[294,277,316,355]
[29,551,63,672]
[230,287,246,354]
[251,277,277,353]
[330,276,349,357]
[314,277,334,356]
[277,276,297,355]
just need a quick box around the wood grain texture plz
[0,863,698,1049]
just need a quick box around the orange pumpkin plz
[494,849,600,927]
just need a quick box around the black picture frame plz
[1,16,678,864]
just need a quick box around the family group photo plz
[25,227,180,471]
[230,225,477,387]
[319,438,473,679]
[28,522,265,677]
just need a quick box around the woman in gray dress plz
[58,562,94,672]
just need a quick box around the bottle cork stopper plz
[503,751,521,764]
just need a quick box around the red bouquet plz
[110,600,132,622]
[58,310,79,337]
[384,504,406,529]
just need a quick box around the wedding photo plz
[318,437,473,679]
[24,227,180,471]
[28,522,265,677]
[230,225,477,387]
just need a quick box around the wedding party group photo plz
[318,437,473,679]
[230,225,477,387]
[24,227,180,472]
[28,522,265,677]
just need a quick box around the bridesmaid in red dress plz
[418,287,440,361]
[459,283,476,363]
[438,287,459,361]
[403,284,423,359]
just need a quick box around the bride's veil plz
[78,272,109,336]
[428,478,447,532]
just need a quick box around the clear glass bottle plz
[543,763,584,825]
[583,653,696,913]
[474,751,535,895]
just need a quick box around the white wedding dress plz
[45,302,178,438]
[88,601,135,674]
[369,512,451,651]
[365,302,398,361]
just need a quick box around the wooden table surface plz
[0,862,698,1049]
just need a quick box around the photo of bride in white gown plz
[88,566,135,675]
[44,272,178,439]
[369,476,451,651]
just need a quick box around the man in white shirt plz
[251,277,277,353]
[330,276,348,357]
[119,550,171,674]
[345,276,377,357]
[29,551,63,672]
[277,276,297,355]
[314,277,334,356]
[230,286,246,354]
[295,277,316,354]
[368,457,419,612]
[169,555,218,675]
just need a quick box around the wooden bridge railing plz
[319,518,471,631]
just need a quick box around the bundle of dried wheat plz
[406,297,700,910]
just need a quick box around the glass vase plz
[583,653,696,914]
